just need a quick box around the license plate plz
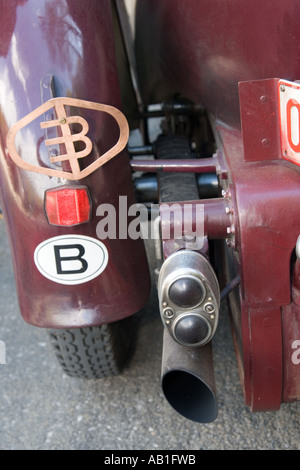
[279,79,300,165]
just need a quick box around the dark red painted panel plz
[0,0,150,328]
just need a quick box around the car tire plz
[48,318,135,379]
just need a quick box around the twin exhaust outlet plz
[158,250,220,423]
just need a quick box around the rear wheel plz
[48,318,135,379]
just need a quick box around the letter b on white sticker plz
[34,235,108,285]
[54,245,88,274]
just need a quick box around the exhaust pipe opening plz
[161,329,218,423]
[162,370,217,423]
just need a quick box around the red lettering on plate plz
[287,98,300,152]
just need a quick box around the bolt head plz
[260,95,268,103]
[163,308,174,319]
[204,302,215,314]
[261,138,269,146]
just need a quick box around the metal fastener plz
[204,303,215,314]
[261,138,269,146]
[260,95,268,103]
[226,239,234,248]
[222,189,231,198]
[163,308,174,319]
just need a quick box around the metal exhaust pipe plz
[161,328,218,423]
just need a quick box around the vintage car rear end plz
[1,0,299,423]
[134,0,300,419]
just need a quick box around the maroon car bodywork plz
[0,0,150,328]
[1,0,299,418]
[135,0,300,411]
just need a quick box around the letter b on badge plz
[34,235,108,285]
[54,245,88,274]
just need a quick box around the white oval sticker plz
[34,235,108,285]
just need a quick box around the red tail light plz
[45,186,91,226]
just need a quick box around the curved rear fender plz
[0,0,150,328]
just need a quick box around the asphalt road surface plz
[0,217,299,450]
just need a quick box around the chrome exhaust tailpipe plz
[161,329,218,423]
[158,250,219,422]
